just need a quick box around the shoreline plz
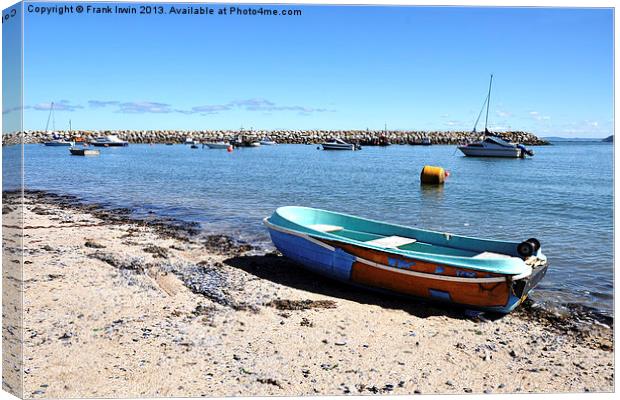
[8,189,615,325]
[2,190,614,396]
[3,129,549,146]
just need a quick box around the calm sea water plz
[18,142,614,316]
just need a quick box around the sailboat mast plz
[45,102,54,132]
[484,74,493,133]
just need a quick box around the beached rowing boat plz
[264,206,548,313]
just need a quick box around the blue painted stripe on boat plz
[332,248,356,281]
[435,265,445,274]
[268,228,353,281]
[456,270,477,278]
[387,257,416,269]
[428,289,452,302]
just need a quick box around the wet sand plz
[2,190,614,397]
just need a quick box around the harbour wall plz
[2,129,549,146]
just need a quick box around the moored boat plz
[205,141,231,149]
[458,135,533,158]
[457,75,533,158]
[321,138,361,151]
[44,137,74,146]
[260,137,277,145]
[233,135,261,147]
[231,134,260,147]
[264,206,547,313]
[377,124,390,146]
[90,135,129,147]
[42,103,74,146]
[69,146,100,156]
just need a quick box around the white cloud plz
[555,119,612,137]
[117,101,174,114]
[86,98,334,115]
[32,100,83,112]
[445,120,461,127]
[529,111,550,121]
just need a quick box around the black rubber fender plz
[517,241,535,258]
[526,238,541,252]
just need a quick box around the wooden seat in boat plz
[364,235,417,248]
[309,224,344,233]
[473,251,513,259]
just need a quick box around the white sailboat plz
[457,75,534,158]
[43,102,74,146]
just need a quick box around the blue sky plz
[13,2,615,136]
[2,1,22,134]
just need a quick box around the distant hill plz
[544,136,607,142]
[602,135,613,142]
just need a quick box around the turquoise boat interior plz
[266,206,544,275]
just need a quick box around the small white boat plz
[457,75,533,158]
[321,138,361,151]
[248,141,261,147]
[205,141,231,149]
[90,135,129,147]
[184,137,194,145]
[69,147,100,156]
[259,137,277,145]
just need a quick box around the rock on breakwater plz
[3,129,549,146]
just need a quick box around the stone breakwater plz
[2,129,549,146]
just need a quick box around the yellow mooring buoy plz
[420,165,449,184]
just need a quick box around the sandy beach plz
[2,190,613,397]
